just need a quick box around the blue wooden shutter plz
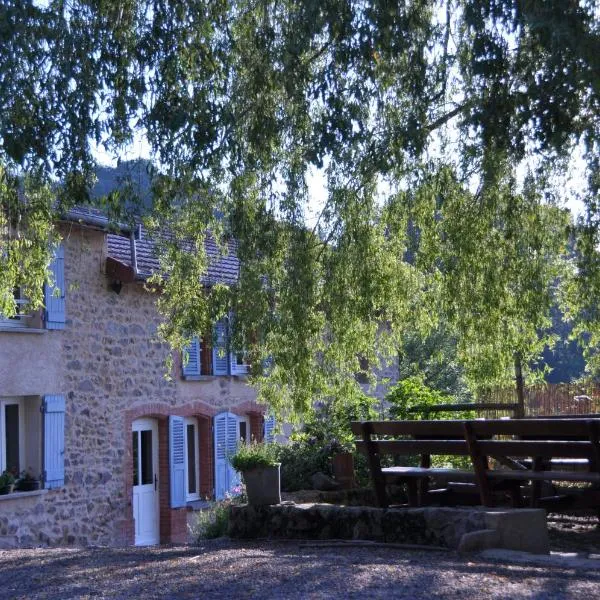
[230,351,249,375]
[43,395,65,489]
[212,319,229,375]
[45,244,66,329]
[182,337,201,377]
[214,413,228,499]
[263,415,276,443]
[214,412,241,499]
[169,416,186,508]
[228,314,249,375]
[227,413,241,491]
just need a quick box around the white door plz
[132,418,159,545]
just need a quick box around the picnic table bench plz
[351,418,600,511]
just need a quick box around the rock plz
[310,472,340,491]
[458,529,500,553]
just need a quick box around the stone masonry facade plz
[0,223,263,548]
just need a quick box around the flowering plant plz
[229,440,279,472]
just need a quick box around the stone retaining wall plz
[229,503,550,554]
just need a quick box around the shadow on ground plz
[0,539,599,600]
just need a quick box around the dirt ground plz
[0,538,599,600]
[547,512,600,555]
[0,504,597,599]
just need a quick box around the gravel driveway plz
[0,539,598,600]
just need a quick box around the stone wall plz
[229,503,550,554]
[0,224,260,548]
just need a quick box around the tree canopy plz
[1,0,599,417]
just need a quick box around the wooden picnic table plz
[352,418,600,512]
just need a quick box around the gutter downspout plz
[130,231,139,279]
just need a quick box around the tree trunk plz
[514,354,525,418]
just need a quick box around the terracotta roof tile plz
[64,207,240,286]
[106,228,240,285]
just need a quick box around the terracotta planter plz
[242,464,281,505]
[332,453,354,489]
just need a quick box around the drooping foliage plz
[1,1,599,418]
[385,375,475,420]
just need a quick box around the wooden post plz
[514,353,525,419]
[463,422,493,507]
[361,422,388,508]
[418,453,431,505]
[530,456,544,508]
[587,420,600,474]
[588,420,600,521]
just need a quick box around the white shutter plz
[43,395,65,489]
[169,416,186,508]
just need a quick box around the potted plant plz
[16,470,40,492]
[0,470,16,495]
[331,450,355,490]
[229,441,281,505]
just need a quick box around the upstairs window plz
[182,317,249,378]
[0,288,31,329]
[0,244,65,332]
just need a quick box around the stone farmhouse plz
[0,207,271,548]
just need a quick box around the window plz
[181,317,249,378]
[0,288,33,329]
[237,415,250,443]
[0,244,66,332]
[231,350,250,376]
[0,397,41,477]
[0,396,65,491]
[184,418,200,501]
[1,399,24,472]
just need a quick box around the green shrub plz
[190,501,232,540]
[272,439,375,492]
[272,440,333,491]
[385,376,474,420]
[266,391,378,492]
[385,376,474,469]
[352,450,373,488]
[229,441,279,471]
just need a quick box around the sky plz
[92,127,586,228]
[88,0,588,224]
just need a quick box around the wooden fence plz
[478,383,600,417]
